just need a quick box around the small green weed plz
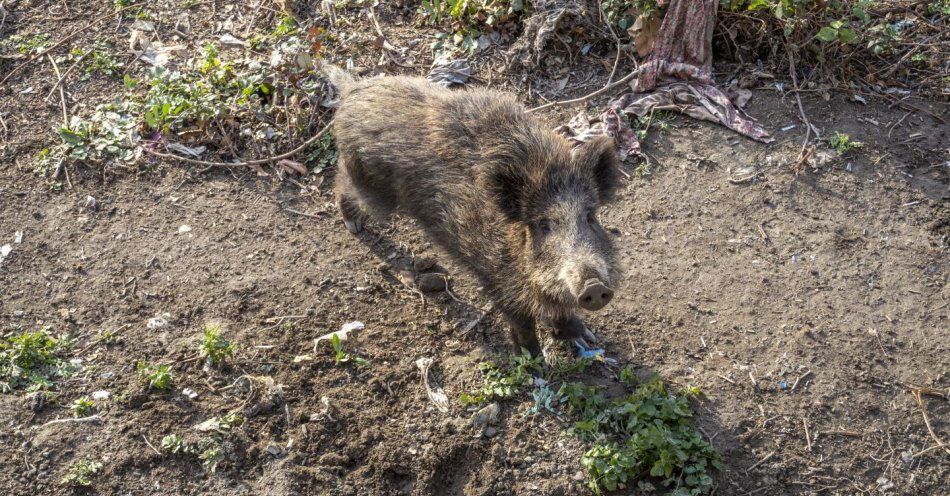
[1,32,50,54]
[0,329,76,393]
[929,0,950,14]
[826,132,863,154]
[160,433,190,454]
[72,396,95,417]
[137,360,173,390]
[66,41,124,77]
[199,445,224,472]
[62,458,103,487]
[458,350,542,405]
[330,334,370,367]
[199,324,235,366]
[95,329,118,346]
[305,132,339,174]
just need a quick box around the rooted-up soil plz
[1,1,948,495]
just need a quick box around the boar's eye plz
[538,219,552,236]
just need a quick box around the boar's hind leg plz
[503,311,542,357]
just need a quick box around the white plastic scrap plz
[0,244,11,266]
[146,313,171,329]
[92,390,110,401]
[313,321,364,350]
[416,357,450,414]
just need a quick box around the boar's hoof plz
[343,218,363,234]
[578,280,613,311]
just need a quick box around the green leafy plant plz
[929,0,950,14]
[458,350,542,405]
[161,433,189,454]
[816,19,858,44]
[826,132,863,154]
[0,329,76,393]
[602,0,659,30]
[137,360,173,390]
[419,0,527,54]
[199,445,224,472]
[1,32,50,54]
[62,458,103,487]
[330,334,370,367]
[562,376,721,494]
[72,396,95,417]
[305,132,339,174]
[199,324,235,366]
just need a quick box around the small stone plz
[416,273,446,292]
[413,257,436,272]
[483,427,498,438]
[472,403,500,430]
[572,470,586,481]
[178,225,192,234]
[318,452,348,466]
[92,390,110,401]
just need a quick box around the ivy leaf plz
[838,28,858,44]
[816,26,838,42]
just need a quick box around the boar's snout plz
[578,278,613,311]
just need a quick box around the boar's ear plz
[573,136,619,201]
[488,163,531,222]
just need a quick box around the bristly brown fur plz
[329,69,620,354]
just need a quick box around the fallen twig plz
[791,370,812,391]
[37,415,102,429]
[45,49,91,102]
[913,390,950,456]
[786,44,818,172]
[142,435,162,456]
[803,418,812,451]
[746,451,775,473]
[145,121,332,167]
[46,53,68,126]
[527,67,642,113]
[0,3,144,88]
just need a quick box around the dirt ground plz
[1,1,948,495]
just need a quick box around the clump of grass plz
[199,324,235,367]
[459,350,542,405]
[71,396,95,417]
[826,132,863,154]
[137,360,173,390]
[62,458,103,487]
[0,329,76,393]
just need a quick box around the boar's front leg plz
[502,311,541,357]
[551,315,599,345]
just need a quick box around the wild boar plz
[324,64,620,356]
